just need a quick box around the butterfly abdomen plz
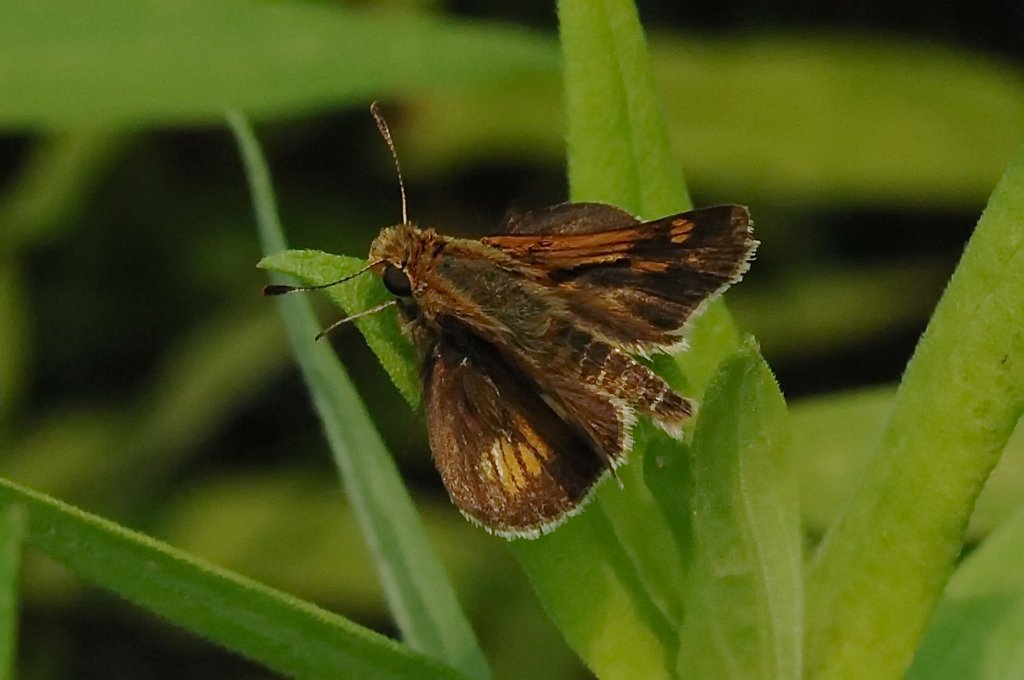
[563,327,693,439]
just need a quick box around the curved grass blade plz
[0,478,461,679]
[229,111,490,680]
[805,142,1024,678]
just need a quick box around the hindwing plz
[423,331,612,538]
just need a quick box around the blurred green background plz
[1,0,1022,677]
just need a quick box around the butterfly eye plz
[382,264,413,297]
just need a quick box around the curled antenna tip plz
[263,284,296,296]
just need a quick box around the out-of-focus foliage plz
[0,0,560,128]
[401,35,1024,208]
[1,0,1023,677]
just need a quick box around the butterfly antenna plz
[370,101,409,225]
[263,260,383,296]
[315,299,397,341]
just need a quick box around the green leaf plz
[507,3,691,679]
[0,0,558,129]
[907,505,1024,680]
[230,112,489,680]
[0,505,25,680]
[559,5,689,216]
[0,478,461,679]
[677,341,801,679]
[510,2,770,679]
[257,250,420,407]
[805,142,1024,678]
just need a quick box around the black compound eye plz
[382,264,413,296]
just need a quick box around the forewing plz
[482,204,756,352]
[501,202,639,235]
[423,333,608,538]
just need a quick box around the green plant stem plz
[805,142,1024,678]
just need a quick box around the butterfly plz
[267,104,757,539]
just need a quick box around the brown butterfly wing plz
[501,202,639,235]
[482,204,756,352]
[423,330,610,538]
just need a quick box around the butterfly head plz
[369,222,446,300]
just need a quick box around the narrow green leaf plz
[0,505,25,680]
[0,478,460,679]
[559,2,689,215]
[0,0,557,129]
[509,1,761,675]
[561,0,745,391]
[229,112,490,680]
[509,3,768,679]
[507,3,695,678]
[678,342,801,680]
[806,142,1024,678]
[907,505,1024,680]
[258,250,420,407]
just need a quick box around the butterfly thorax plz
[369,223,540,349]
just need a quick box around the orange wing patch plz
[482,228,643,265]
[485,422,553,496]
[632,260,671,272]
[669,217,694,243]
